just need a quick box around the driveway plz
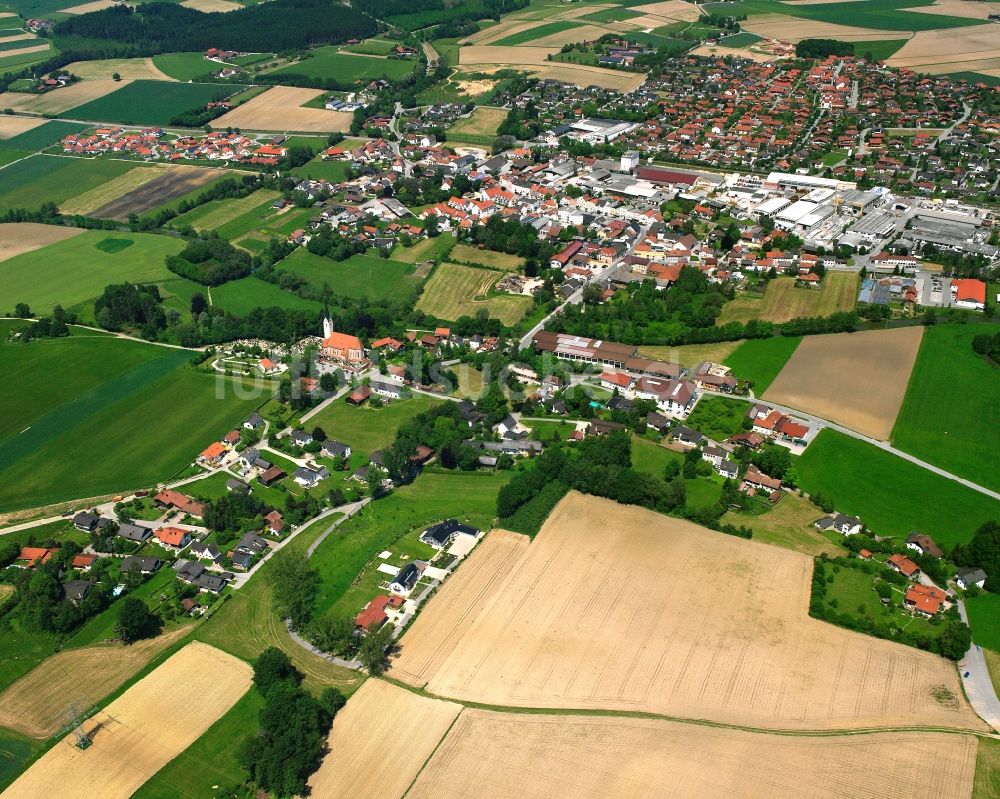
[954,595,1000,732]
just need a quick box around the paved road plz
[954,595,1000,731]
[721,393,1000,503]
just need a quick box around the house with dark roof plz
[814,514,864,536]
[390,562,423,594]
[290,429,314,447]
[294,465,329,488]
[671,425,703,447]
[73,511,99,532]
[243,412,264,430]
[321,440,351,459]
[117,523,152,543]
[63,580,91,605]
[956,567,987,590]
[121,555,162,575]
[420,519,479,549]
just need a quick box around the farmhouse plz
[743,465,782,497]
[259,466,286,486]
[371,379,404,400]
[421,519,479,549]
[348,386,372,405]
[906,533,944,559]
[887,553,921,580]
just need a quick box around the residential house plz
[646,412,670,434]
[671,425,704,447]
[717,458,739,479]
[243,412,264,430]
[226,478,249,494]
[887,553,921,580]
[904,583,948,617]
[63,580,91,606]
[956,567,987,590]
[17,547,59,568]
[120,555,161,575]
[265,510,284,535]
[153,489,205,517]
[390,561,424,594]
[355,595,391,632]
[117,523,152,543]
[744,465,782,493]
[814,514,864,536]
[155,526,192,550]
[290,429,314,447]
[371,379,404,399]
[190,541,221,561]
[72,554,97,571]
[347,385,372,405]
[293,466,329,488]
[72,511,99,532]
[321,440,352,459]
[420,519,479,549]
[199,441,228,465]
[905,533,944,559]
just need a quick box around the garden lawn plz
[310,469,509,619]
[131,688,266,799]
[684,476,724,509]
[66,80,248,126]
[631,437,682,477]
[965,592,1000,653]
[278,249,420,301]
[290,156,349,182]
[0,230,181,314]
[305,394,443,455]
[269,47,415,81]
[151,52,215,81]
[0,366,264,511]
[211,277,322,315]
[796,429,1000,548]
[723,335,802,392]
[892,323,1000,493]
[685,395,749,440]
[0,154,138,211]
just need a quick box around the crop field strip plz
[211,85,354,132]
[764,326,923,441]
[59,165,174,216]
[65,80,250,127]
[0,155,140,211]
[407,492,983,731]
[416,261,532,325]
[0,627,189,738]
[0,79,128,115]
[0,222,83,262]
[3,643,252,799]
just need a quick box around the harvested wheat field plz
[0,116,45,139]
[0,222,83,262]
[628,0,702,21]
[181,0,242,10]
[408,710,980,799]
[0,79,128,115]
[60,0,115,12]
[3,642,251,799]
[64,57,175,81]
[60,165,174,216]
[0,43,48,59]
[0,627,189,738]
[528,62,647,90]
[743,14,903,42]
[888,25,1000,71]
[905,0,1000,19]
[459,45,559,66]
[307,679,461,799]
[416,492,982,731]
[212,86,352,132]
[764,326,923,440]
[392,529,530,688]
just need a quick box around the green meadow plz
[0,155,138,211]
[277,249,421,301]
[0,230,181,314]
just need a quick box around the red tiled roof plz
[355,595,390,630]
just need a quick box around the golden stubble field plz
[0,628,189,738]
[0,222,83,262]
[211,86,353,132]
[742,13,903,42]
[3,642,252,799]
[0,79,128,115]
[398,492,982,732]
[887,24,1000,73]
[407,710,980,799]
[763,326,924,440]
[306,679,462,799]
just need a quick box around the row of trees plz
[53,0,376,56]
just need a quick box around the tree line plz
[53,0,377,56]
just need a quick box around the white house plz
[955,567,987,591]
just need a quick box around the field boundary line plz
[400,707,466,799]
[379,676,992,739]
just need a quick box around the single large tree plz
[115,597,157,644]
